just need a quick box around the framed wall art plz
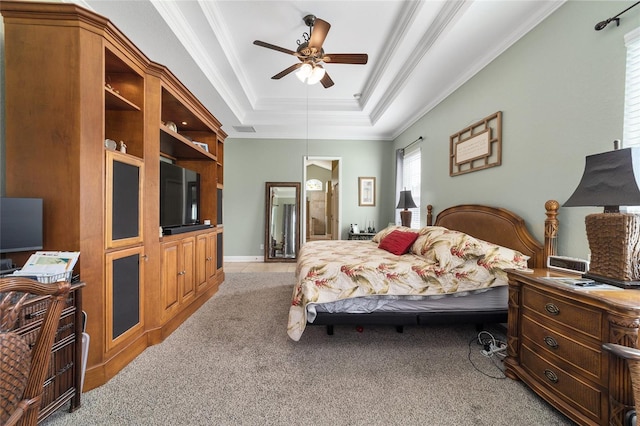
[450,111,502,176]
[358,177,376,206]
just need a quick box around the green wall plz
[223,138,393,259]
[392,0,639,260]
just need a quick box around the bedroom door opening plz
[303,157,342,242]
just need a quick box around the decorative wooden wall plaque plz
[450,111,502,176]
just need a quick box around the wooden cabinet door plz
[207,232,217,284]
[161,241,180,319]
[106,151,143,249]
[196,233,208,292]
[106,246,144,350]
[162,237,196,317]
[196,231,217,293]
[180,237,195,304]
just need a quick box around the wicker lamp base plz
[584,213,640,287]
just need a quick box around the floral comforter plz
[287,226,529,341]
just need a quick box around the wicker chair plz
[602,343,640,426]
[0,277,71,426]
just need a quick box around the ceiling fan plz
[253,14,368,88]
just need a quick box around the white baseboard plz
[224,256,263,263]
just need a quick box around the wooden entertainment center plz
[1,0,226,400]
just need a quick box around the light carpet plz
[43,272,574,425]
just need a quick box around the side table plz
[505,269,640,425]
[348,232,376,240]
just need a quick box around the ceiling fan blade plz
[322,53,368,65]
[272,63,302,80]
[254,40,297,56]
[309,18,330,49]
[320,72,334,88]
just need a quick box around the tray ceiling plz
[73,1,565,140]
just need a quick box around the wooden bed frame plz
[310,200,559,333]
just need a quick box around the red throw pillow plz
[378,230,420,255]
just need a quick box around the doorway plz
[303,157,342,242]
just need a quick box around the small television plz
[160,161,201,230]
[0,197,44,253]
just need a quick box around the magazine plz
[543,276,622,291]
[12,251,80,282]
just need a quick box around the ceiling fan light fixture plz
[296,63,325,85]
[296,63,313,82]
[307,65,325,85]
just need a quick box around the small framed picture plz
[193,141,209,152]
[358,177,376,206]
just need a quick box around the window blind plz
[624,26,640,148]
[396,146,421,228]
[624,27,640,212]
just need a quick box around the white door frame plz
[302,156,342,242]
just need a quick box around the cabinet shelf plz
[105,87,141,111]
[160,126,216,161]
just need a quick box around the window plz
[306,179,323,191]
[396,146,421,228]
[624,26,640,148]
[624,27,640,212]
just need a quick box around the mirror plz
[265,182,300,262]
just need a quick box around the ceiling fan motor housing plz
[303,14,316,28]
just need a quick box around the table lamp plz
[396,190,417,228]
[563,145,640,287]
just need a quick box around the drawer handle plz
[544,369,559,384]
[57,362,74,376]
[26,309,46,319]
[543,336,559,349]
[544,303,560,315]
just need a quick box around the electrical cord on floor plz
[467,330,507,379]
[477,330,507,358]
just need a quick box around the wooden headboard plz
[426,200,559,269]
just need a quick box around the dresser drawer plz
[521,314,604,384]
[15,291,77,329]
[41,337,77,411]
[521,343,605,423]
[522,286,602,339]
[16,309,77,348]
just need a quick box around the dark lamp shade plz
[564,147,640,208]
[396,190,417,209]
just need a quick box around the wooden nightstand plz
[505,269,640,425]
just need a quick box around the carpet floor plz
[43,272,574,425]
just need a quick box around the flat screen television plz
[160,161,201,229]
[0,197,44,253]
